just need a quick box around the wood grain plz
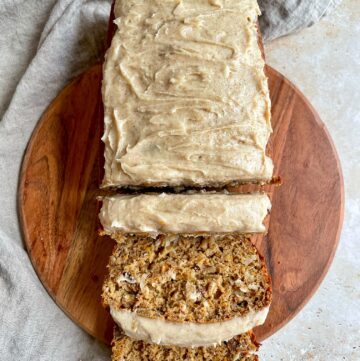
[18,63,344,344]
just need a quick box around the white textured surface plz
[260,0,360,359]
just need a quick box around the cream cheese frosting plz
[110,306,269,347]
[99,193,271,234]
[102,0,273,187]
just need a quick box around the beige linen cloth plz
[0,0,341,360]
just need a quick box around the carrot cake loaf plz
[111,327,259,361]
[102,234,272,347]
[99,193,271,235]
[102,0,273,188]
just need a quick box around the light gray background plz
[1,0,358,360]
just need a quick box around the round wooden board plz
[18,64,344,345]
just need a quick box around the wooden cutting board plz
[18,63,344,345]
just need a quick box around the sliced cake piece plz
[102,0,273,188]
[112,327,259,361]
[102,234,272,347]
[99,193,271,235]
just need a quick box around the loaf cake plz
[99,193,271,235]
[111,327,259,361]
[102,0,273,188]
[100,1,273,359]
[102,234,272,347]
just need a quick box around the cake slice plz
[102,0,273,188]
[102,234,271,347]
[99,192,271,235]
[112,327,259,361]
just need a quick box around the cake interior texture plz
[99,192,271,235]
[103,234,271,323]
[111,328,259,361]
[102,0,273,188]
[102,234,271,346]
